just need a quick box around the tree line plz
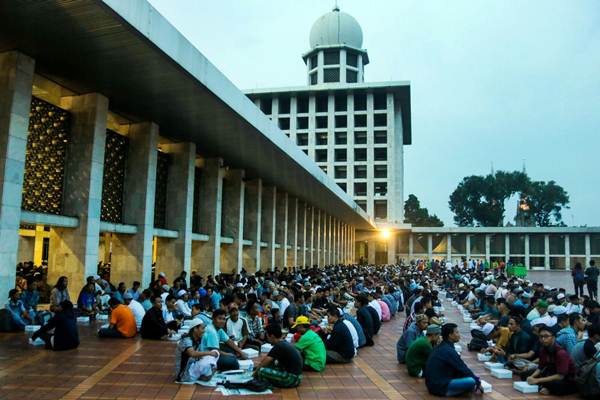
[404,170,569,227]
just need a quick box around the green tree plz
[449,170,569,227]
[525,180,570,226]
[449,171,529,226]
[404,194,444,227]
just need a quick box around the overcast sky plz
[148,0,600,227]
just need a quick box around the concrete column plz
[565,235,571,270]
[345,224,349,264]
[275,191,288,268]
[0,51,34,306]
[242,179,261,272]
[427,234,433,260]
[309,206,315,266]
[154,142,196,283]
[367,239,376,265]
[316,209,321,266]
[408,234,414,260]
[544,234,550,270]
[111,122,158,288]
[192,158,224,277]
[387,232,396,264]
[505,234,510,263]
[219,168,245,274]
[327,215,332,265]
[49,93,108,300]
[33,225,46,266]
[287,197,298,267]
[300,202,307,267]
[446,234,452,262]
[485,234,491,263]
[260,185,276,271]
[524,234,530,269]
[585,234,591,268]
[331,218,337,263]
[465,234,471,261]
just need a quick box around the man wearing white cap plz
[175,290,192,318]
[175,319,219,383]
[123,292,145,330]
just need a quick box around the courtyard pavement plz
[0,272,583,400]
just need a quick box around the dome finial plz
[333,0,339,12]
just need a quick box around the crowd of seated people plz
[3,258,600,397]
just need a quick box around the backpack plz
[574,357,600,398]
[0,309,15,332]
[467,329,489,352]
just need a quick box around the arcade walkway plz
[0,290,578,400]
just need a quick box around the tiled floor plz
[0,285,580,400]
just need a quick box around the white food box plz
[97,314,108,321]
[454,344,462,354]
[260,343,273,353]
[238,359,254,373]
[470,322,481,331]
[241,348,259,358]
[76,316,89,323]
[24,325,41,332]
[490,368,512,379]
[285,333,294,343]
[183,319,196,327]
[484,361,504,370]
[463,317,473,323]
[477,353,492,362]
[452,301,458,306]
[480,379,493,393]
[513,381,539,393]
[29,337,45,346]
[168,333,181,341]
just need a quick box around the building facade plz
[246,7,412,226]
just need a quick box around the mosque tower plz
[302,6,369,85]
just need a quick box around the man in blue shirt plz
[201,309,245,371]
[424,323,482,396]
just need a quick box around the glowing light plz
[380,229,391,240]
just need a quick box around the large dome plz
[309,7,363,49]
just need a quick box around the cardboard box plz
[463,317,473,322]
[477,353,492,362]
[24,325,41,332]
[242,348,259,358]
[484,361,504,370]
[76,316,89,324]
[238,359,254,373]
[480,379,492,393]
[490,368,512,379]
[454,344,462,354]
[513,381,539,393]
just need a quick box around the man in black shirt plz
[355,295,375,346]
[324,305,355,363]
[141,295,171,339]
[254,324,303,388]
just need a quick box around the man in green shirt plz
[405,325,441,377]
[293,316,326,372]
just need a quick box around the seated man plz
[226,305,250,349]
[175,290,192,318]
[175,319,219,383]
[323,306,355,364]
[424,323,482,397]
[6,289,33,330]
[490,315,532,363]
[98,298,137,338]
[245,301,266,348]
[397,314,428,363]
[556,313,586,354]
[355,295,375,346]
[203,309,244,371]
[293,316,326,372]
[405,324,441,377]
[77,281,99,319]
[31,300,79,351]
[254,324,303,388]
[124,292,145,330]
[141,295,173,340]
[527,324,577,395]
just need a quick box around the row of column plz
[404,233,595,270]
[0,51,356,304]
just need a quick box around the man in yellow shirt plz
[99,298,137,338]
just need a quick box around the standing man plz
[424,323,482,397]
[585,260,599,300]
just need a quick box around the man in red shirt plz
[527,325,577,395]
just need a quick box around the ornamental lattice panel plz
[22,97,71,214]
[154,151,171,229]
[100,130,128,223]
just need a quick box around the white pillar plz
[465,234,471,261]
[544,234,550,270]
[427,234,433,260]
[565,234,571,270]
[446,234,452,262]
[485,234,491,263]
[585,234,591,268]
[505,234,510,263]
[524,234,530,269]
[0,51,35,306]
